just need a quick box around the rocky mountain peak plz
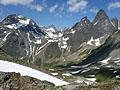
[80,16,91,25]
[72,16,91,30]
[2,14,25,24]
[47,25,58,32]
[2,14,37,27]
[93,9,108,24]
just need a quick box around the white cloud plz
[49,4,65,18]
[90,8,99,13]
[28,4,43,12]
[0,0,43,12]
[108,2,120,10]
[0,0,33,5]
[49,4,58,13]
[58,4,65,13]
[67,0,88,13]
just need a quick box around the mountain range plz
[0,9,120,85]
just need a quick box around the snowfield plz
[0,60,69,86]
[100,57,111,64]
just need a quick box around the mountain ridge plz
[1,9,120,86]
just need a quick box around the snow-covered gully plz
[0,60,69,86]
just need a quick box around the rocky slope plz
[0,72,120,90]
[0,72,57,90]
[66,29,120,83]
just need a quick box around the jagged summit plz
[80,16,91,26]
[2,14,37,27]
[46,25,58,33]
[2,14,27,24]
[93,9,108,24]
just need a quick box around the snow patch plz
[18,15,24,19]
[61,45,67,49]
[48,39,58,43]
[6,24,16,29]
[116,75,120,79]
[75,80,84,83]
[49,69,54,71]
[45,32,58,39]
[111,21,116,28]
[58,36,69,49]
[75,80,93,85]
[70,29,75,34]
[113,71,117,73]
[16,33,19,36]
[0,60,69,86]
[87,37,94,45]
[95,38,101,46]
[63,37,69,41]
[87,37,101,46]
[4,31,7,34]
[118,27,120,30]
[94,21,98,25]
[34,39,41,44]
[87,75,95,78]
[19,19,30,25]
[5,18,30,29]
[2,32,11,42]
[26,50,29,56]
[114,60,120,63]
[62,73,72,76]
[58,32,63,37]
[81,69,90,73]
[51,73,58,76]
[46,27,56,33]
[100,57,111,64]
[85,78,96,82]
[106,65,111,68]
[44,27,58,39]
[71,70,81,74]
[71,64,90,68]
[27,33,32,43]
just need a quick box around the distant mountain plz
[0,14,46,61]
[42,25,59,39]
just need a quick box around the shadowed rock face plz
[111,17,118,30]
[93,9,108,23]
[93,9,117,35]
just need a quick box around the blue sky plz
[0,0,120,29]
